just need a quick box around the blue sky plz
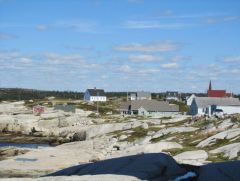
[0,0,240,93]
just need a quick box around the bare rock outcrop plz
[210,143,240,159]
[197,128,240,148]
[174,150,208,166]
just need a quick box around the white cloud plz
[128,54,162,62]
[124,21,192,29]
[161,62,178,69]
[43,53,85,64]
[0,32,16,40]
[171,55,192,62]
[19,57,32,64]
[113,42,181,53]
[206,16,240,24]
[118,65,133,73]
[36,25,48,31]
[222,56,240,63]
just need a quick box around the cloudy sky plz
[0,0,240,93]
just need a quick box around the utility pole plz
[96,92,99,115]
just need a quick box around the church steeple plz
[209,80,212,90]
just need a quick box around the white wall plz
[187,94,195,106]
[90,96,106,102]
[218,106,240,114]
[166,97,179,101]
[84,90,106,102]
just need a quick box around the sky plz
[0,0,240,93]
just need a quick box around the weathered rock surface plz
[0,141,95,177]
[201,123,216,134]
[217,119,234,131]
[197,128,240,148]
[141,122,148,129]
[0,147,31,161]
[210,143,240,159]
[152,126,199,139]
[119,135,128,141]
[174,150,208,166]
[109,142,182,158]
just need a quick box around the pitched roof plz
[208,90,227,97]
[120,100,179,112]
[194,97,240,108]
[86,89,106,96]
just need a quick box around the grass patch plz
[76,101,119,115]
[163,147,197,156]
[124,127,148,142]
[161,116,172,120]
[207,153,229,162]
[150,133,173,143]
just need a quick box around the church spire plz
[209,80,212,90]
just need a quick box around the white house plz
[166,91,180,101]
[84,88,107,102]
[186,94,196,106]
[130,93,137,101]
[189,97,240,116]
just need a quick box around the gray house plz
[189,97,240,116]
[130,91,152,100]
[120,100,179,117]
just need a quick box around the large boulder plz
[174,150,208,166]
[210,143,240,159]
[197,128,240,148]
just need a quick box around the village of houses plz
[0,81,240,180]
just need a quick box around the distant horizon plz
[1,86,239,95]
[1,0,240,92]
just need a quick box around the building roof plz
[86,89,106,96]
[208,90,227,97]
[194,97,240,108]
[120,100,179,112]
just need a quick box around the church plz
[207,81,232,97]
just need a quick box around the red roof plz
[208,90,227,97]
